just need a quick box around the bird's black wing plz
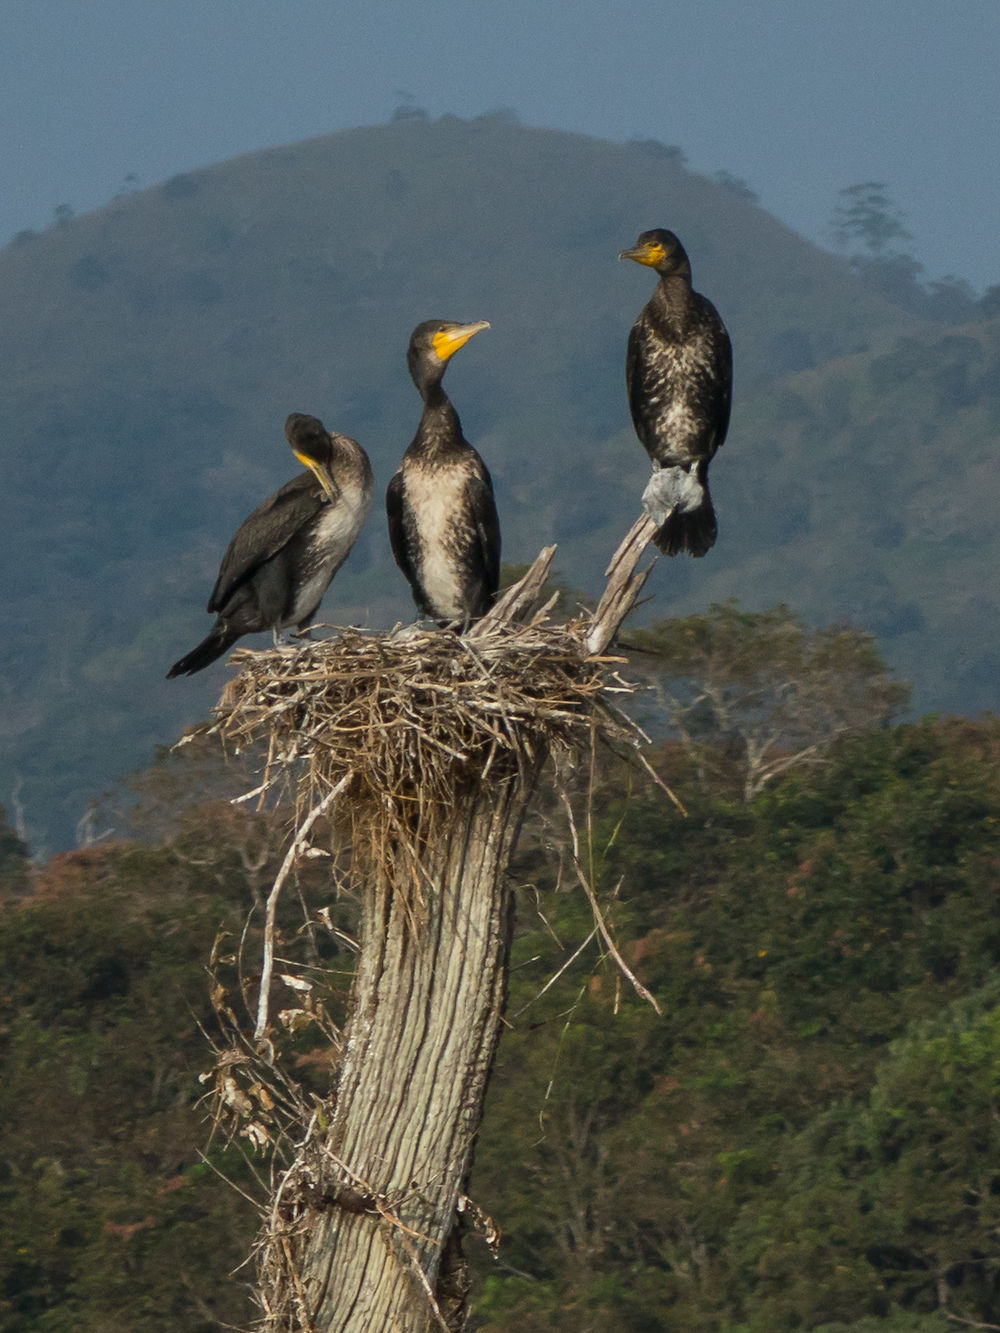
[695,297,733,450]
[385,470,420,594]
[625,318,660,457]
[467,463,501,598]
[208,474,322,613]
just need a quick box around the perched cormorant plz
[386,319,500,626]
[619,229,732,556]
[167,413,373,677]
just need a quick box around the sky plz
[3,0,999,292]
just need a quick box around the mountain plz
[0,115,994,851]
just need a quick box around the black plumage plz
[167,413,373,677]
[619,229,732,556]
[386,319,500,626]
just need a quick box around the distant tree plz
[0,829,274,1330]
[390,103,429,122]
[474,106,521,125]
[831,182,913,258]
[628,138,687,163]
[851,248,924,301]
[0,804,29,893]
[475,716,1000,1331]
[713,170,758,202]
[831,187,977,323]
[160,172,202,200]
[631,602,909,800]
[829,181,972,317]
[52,203,75,227]
[390,91,429,122]
[731,984,1000,1330]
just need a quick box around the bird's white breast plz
[405,466,468,621]
[283,478,371,627]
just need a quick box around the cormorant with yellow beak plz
[619,229,732,556]
[386,320,500,626]
[167,413,373,676]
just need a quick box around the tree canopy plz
[2,613,999,1328]
[632,602,908,799]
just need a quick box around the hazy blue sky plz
[4,0,998,290]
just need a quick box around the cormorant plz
[167,413,373,677]
[386,319,500,626]
[619,229,732,556]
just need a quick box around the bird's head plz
[285,413,338,502]
[407,319,490,393]
[618,229,691,280]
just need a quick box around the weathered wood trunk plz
[234,532,656,1330]
[294,770,537,1330]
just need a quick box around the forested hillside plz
[2,688,999,1330]
[1,114,997,851]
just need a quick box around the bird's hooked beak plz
[618,240,666,268]
[295,452,338,503]
[432,320,491,362]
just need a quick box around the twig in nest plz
[558,787,663,1016]
[512,927,598,1018]
[255,775,349,1043]
[209,611,634,866]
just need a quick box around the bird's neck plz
[416,389,463,456]
[326,434,371,491]
[651,272,697,331]
[419,374,449,409]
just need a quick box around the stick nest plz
[209,617,637,839]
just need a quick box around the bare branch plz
[254,775,349,1043]
[473,545,558,634]
[943,1311,1000,1331]
[559,788,663,1015]
[586,513,658,655]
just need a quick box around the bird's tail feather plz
[652,502,717,557]
[166,622,240,678]
[642,467,717,557]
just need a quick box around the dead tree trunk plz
[209,526,658,1331]
[294,773,536,1330]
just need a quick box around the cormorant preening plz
[167,413,373,677]
[386,320,500,626]
[619,229,732,556]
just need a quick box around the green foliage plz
[0,836,264,1329]
[470,716,1000,1330]
[630,602,908,800]
[0,735,361,1331]
[729,986,1000,1330]
[5,709,1000,1326]
[0,805,30,891]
